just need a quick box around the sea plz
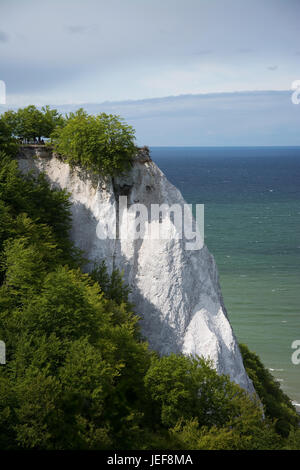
[150,146,300,409]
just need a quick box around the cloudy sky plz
[1,0,300,144]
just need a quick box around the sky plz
[1,0,300,145]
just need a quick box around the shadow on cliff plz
[69,199,182,356]
[51,176,254,392]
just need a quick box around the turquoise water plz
[151,147,300,406]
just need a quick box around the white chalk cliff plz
[18,146,254,393]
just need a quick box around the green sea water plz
[151,146,300,407]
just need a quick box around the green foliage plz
[50,109,137,175]
[0,151,79,268]
[0,159,151,448]
[40,106,65,138]
[0,263,146,448]
[145,353,260,429]
[0,145,298,449]
[0,245,151,449]
[1,105,136,176]
[13,105,43,141]
[144,353,300,450]
[282,428,300,450]
[90,261,131,306]
[1,105,64,142]
[239,343,299,436]
[0,118,18,156]
[171,414,281,450]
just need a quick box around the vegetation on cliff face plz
[0,114,299,450]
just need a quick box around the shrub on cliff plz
[50,109,137,175]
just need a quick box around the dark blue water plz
[150,146,300,406]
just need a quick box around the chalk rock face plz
[18,146,254,393]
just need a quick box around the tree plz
[90,261,132,307]
[170,414,281,450]
[239,343,299,436]
[1,110,18,134]
[14,105,44,142]
[0,117,18,156]
[50,109,137,175]
[0,259,151,449]
[0,151,78,266]
[1,105,64,143]
[144,353,261,429]
[40,106,64,138]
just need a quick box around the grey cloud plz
[0,31,9,42]
[267,65,278,71]
[66,24,97,35]
[194,49,213,56]
[237,48,253,54]
[0,0,299,102]
[1,61,83,93]
[67,25,87,34]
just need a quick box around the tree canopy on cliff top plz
[1,106,137,176]
[49,108,137,176]
[1,105,64,143]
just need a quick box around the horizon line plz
[149,144,300,148]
